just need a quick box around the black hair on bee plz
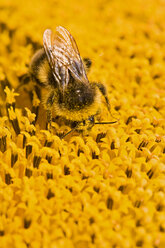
[29,26,117,138]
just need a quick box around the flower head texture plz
[0,0,165,247]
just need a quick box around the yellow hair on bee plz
[38,60,50,85]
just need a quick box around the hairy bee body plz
[28,26,115,137]
[30,48,101,122]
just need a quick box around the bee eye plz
[88,116,94,123]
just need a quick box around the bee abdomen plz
[30,48,46,82]
[30,48,57,88]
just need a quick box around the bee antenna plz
[95,121,117,125]
[60,126,77,139]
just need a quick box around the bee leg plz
[83,57,92,71]
[59,121,80,139]
[60,127,76,139]
[34,85,41,99]
[93,82,110,111]
[94,82,119,121]
[46,92,55,131]
[46,109,52,131]
[60,125,80,139]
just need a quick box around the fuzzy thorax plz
[43,86,101,122]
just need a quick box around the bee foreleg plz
[94,82,119,121]
[93,82,110,111]
[60,124,80,139]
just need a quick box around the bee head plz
[68,115,95,133]
[62,81,96,111]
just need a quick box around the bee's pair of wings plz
[43,26,88,90]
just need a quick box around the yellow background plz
[0,0,165,247]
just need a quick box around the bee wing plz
[43,26,88,89]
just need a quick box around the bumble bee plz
[29,26,117,138]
